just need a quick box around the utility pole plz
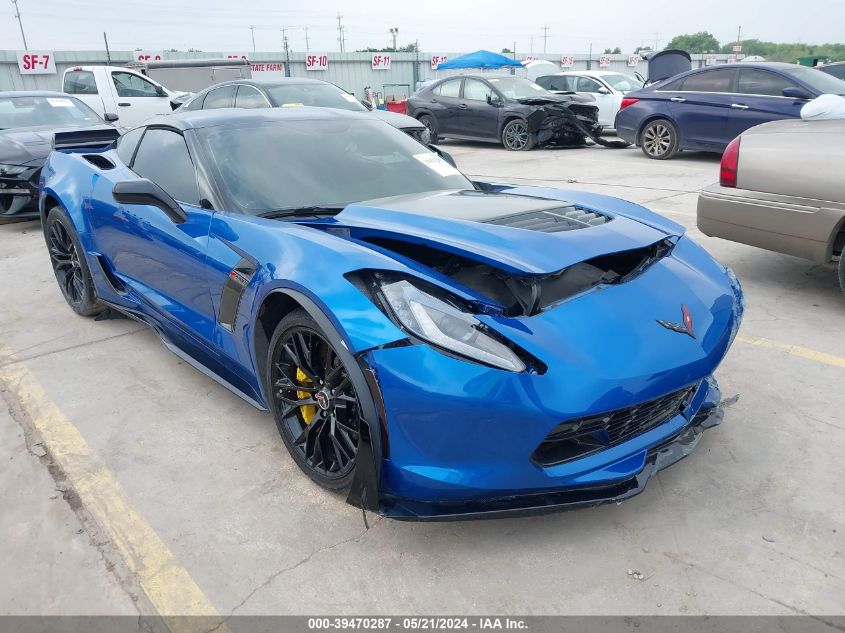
[304,25,310,52]
[587,42,592,70]
[12,0,28,50]
[736,25,742,55]
[249,25,256,53]
[103,31,111,64]
[653,31,660,51]
[336,13,345,52]
[541,25,549,54]
[530,36,534,54]
[281,28,291,77]
[389,27,399,52]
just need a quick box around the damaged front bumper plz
[0,169,40,223]
[525,101,629,149]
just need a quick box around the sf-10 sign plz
[560,55,574,68]
[17,51,56,74]
[372,54,391,69]
[431,55,448,69]
[306,54,328,71]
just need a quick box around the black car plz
[176,78,431,145]
[0,91,117,223]
[406,74,622,151]
[819,61,845,82]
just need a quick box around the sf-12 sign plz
[560,55,574,67]
[135,50,163,62]
[306,54,329,71]
[17,51,56,75]
[599,55,611,67]
[431,55,448,69]
[372,54,391,70]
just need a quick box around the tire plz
[267,309,362,491]
[418,114,438,144]
[838,251,845,297]
[46,206,105,317]
[639,118,680,160]
[501,119,535,151]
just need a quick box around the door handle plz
[731,103,749,110]
[669,97,686,103]
[118,102,131,107]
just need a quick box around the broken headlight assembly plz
[375,275,527,373]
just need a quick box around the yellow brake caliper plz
[296,367,316,424]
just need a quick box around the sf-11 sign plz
[17,51,56,75]
[431,55,448,69]
[306,54,328,71]
[372,54,391,70]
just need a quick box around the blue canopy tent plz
[435,50,523,70]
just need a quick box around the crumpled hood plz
[329,189,679,275]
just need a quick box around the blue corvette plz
[616,61,845,159]
[40,108,743,520]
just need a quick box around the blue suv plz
[615,62,845,159]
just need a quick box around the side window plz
[115,127,144,165]
[435,79,461,98]
[679,69,735,93]
[463,79,493,101]
[63,70,98,95]
[111,72,160,98]
[575,77,603,93]
[235,85,269,108]
[736,69,798,96]
[130,129,200,205]
[182,94,206,111]
[202,85,236,109]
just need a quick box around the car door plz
[429,78,463,135]
[666,68,737,149]
[91,127,216,340]
[109,71,171,126]
[728,68,807,135]
[572,76,619,127]
[458,78,501,139]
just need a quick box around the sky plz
[3,0,844,55]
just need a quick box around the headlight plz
[380,278,526,372]
[0,164,28,176]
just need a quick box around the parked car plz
[62,65,189,127]
[819,61,845,82]
[177,78,431,145]
[616,62,845,159]
[406,74,622,151]
[534,71,643,129]
[0,91,118,223]
[697,118,845,295]
[40,107,742,519]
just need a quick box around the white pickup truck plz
[62,66,181,127]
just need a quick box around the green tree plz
[501,47,513,54]
[665,32,721,53]
[603,47,622,54]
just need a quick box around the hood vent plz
[485,207,609,233]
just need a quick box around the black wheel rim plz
[271,327,360,479]
[49,220,85,306]
[504,122,528,150]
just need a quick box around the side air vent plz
[486,207,609,233]
[83,154,115,170]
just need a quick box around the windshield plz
[787,66,845,95]
[0,95,101,130]
[486,77,551,100]
[600,73,643,93]
[199,118,471,214]
[264,83,368,111]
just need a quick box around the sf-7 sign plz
[372,54,391,70]
[17,51,56,75]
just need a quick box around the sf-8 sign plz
[372,54,391,69]
[306,54,329,71]
[17,51,56,75]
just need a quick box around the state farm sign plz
[251,62,284,77]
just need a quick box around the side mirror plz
[783,87,811,100]
[155,85,167,97]
[103,112,119,123]
[429,144,457,168]
[486,94,501,106]
[113,179,187,224]
[597,87,611,95]
[360,99,374,110]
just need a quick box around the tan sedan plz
[697,118,845,295]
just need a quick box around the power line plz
[12,0,28,50]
